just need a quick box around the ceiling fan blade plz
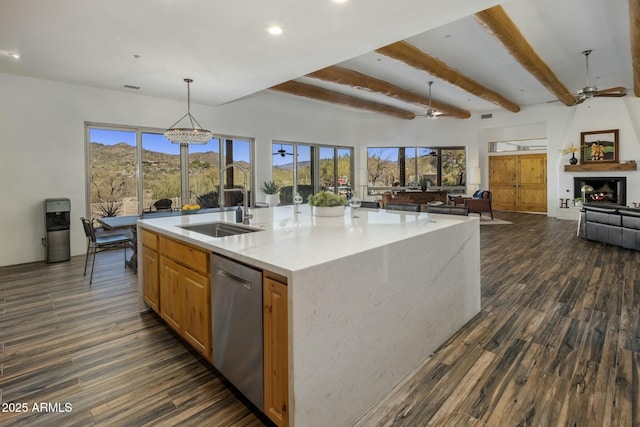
[596,86,626,95]
[596,93,627,98]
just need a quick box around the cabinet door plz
[159,257,182,331]
[263,277,288,427]
[142,246,159,312]
[182,267,212,360]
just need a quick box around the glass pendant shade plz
[164,78,213,145]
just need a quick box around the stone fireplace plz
[574,177,627,206]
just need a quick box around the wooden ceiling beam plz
[630,0,640,97]
[270,80,416,120]
[306,66,471,119]
[376,40,521,112]
[475,5,576,106]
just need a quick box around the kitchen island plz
[137,205,480,426]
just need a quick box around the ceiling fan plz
[574,49,626,104]
[419,81,442,119]
[273,144,294,157]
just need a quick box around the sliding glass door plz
[87,124,254,216]
[271,142,353,205]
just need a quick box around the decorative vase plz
[569,153,578,165]
[265,194,279,207]
[312,206,345,217]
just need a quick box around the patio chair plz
[151,198,173,211]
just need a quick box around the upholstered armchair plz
[454,190,494,219]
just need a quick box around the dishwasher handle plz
[216,268,253,291]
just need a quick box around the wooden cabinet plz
[157,236,212,360]
[159,256,183,331]
[141,229,160,312]
[181,266,211,357]
[263,272,289,427]
[140,228,289,420]
[489,154,547,213]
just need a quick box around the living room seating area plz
[580,204,640,251]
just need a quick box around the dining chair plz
[80,217,133,284]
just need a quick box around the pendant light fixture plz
[164,78,213,145]
[425,81,441,119]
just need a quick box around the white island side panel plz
[288,219,480,427]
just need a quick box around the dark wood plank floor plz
[1,213,638,426]
[0,249,271,426]
[356,212,640,426]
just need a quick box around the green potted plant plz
[307,191,347,216]
[261,180,281,207]
[417,176,429,191]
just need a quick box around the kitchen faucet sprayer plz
[221,163,252,225]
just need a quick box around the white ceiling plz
[0,0,633,116]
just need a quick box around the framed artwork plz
[580,129,619,163]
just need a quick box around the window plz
[271,142,353,205]
[488,138,547,153]
[142,132,181,213]
[88,128,138,218]
[87,124,253,217]
[367,146,466,194]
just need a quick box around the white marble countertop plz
[138,205,478,275]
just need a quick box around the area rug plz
[471,214,513,225]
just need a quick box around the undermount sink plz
[178,222,261,238]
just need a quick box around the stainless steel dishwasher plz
[211,254,264,410]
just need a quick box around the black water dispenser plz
[45,198,71,263]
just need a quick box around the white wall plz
[0,74,369,266]
[2,71,640,266]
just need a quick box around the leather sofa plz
[580,204,640,251]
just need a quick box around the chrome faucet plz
[221,163,252,224]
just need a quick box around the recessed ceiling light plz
[8,52,20,59]
[333,0,348,3]
[268,25,283,35]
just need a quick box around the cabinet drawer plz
[160,236,209,274]
[141,229,158,250]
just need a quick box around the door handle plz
[216,269,253,291]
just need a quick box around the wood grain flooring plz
[1,212,638,426]
[356,212,640,427]
[0,251,271,426]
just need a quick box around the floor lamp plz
[469,167,481,193]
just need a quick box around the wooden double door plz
[489,153,547,213]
